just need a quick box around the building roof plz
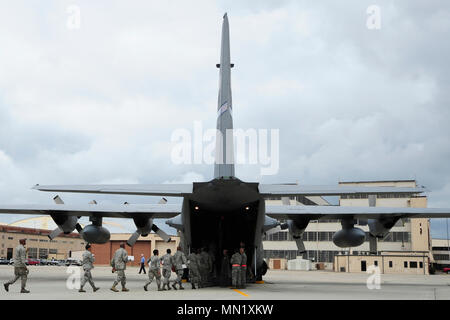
[0,225,80,238]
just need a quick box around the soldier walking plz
[239,247,247,289]
[110,242,129,292]
[144,249,162,291]
[230,248,241,289]
[3,239,29,293]
[200,247,211,287]
[161,248,174,290]
[172,246,187,290]
[187,248,200,289]
[79,244,99,292]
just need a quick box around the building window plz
[410,261,418,268]
[28,248,38,259]
[389,261,393,268]
[433,254,450,260]
[49,249,57,255]
[374,261,378,266]
[8,237,13,240]
[39,248,48,259]
[404,261,408,268]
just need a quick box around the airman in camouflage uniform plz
[110,243,129,292]
[3,239,29,293]
[144,249,162,291]
[79,244,99,292]
[239,247,247,289]
[200,247,211,287]
[172,246,187,290]
[230,249,241,289]
[161,248,174,290]
[187,248,200,289]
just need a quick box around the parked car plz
[443,267,450,274]
[26,259,40,266]
[0,259,10,265]
[9,259,14,265]
[39,259,49,265]
[65,258,82,266]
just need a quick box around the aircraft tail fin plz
[214,13,235,179]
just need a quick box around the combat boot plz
[191,283,196,289]
[144,284,148,291]
[93,287,99,292]
[162,284,167,290]
[4,283,9,292]
[78,287,86,293]
[21,288,30,293]
[110,285,119,292]
[172,283,177,290]
[179,284,184,290]
[122,287,129,292]
[157,285,162,291]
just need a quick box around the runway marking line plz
[233,289,249,297]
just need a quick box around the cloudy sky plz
[0,1,449,237]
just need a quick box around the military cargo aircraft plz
[1,14,450,281]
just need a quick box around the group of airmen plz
[2,239,250,293]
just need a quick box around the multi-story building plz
[263,180,432,273]
[0,224,84,260]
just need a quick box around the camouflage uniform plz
[188,252,201,289]
[111,247,128,291]
[80,250,98,292]
[187,252,200,289]
[172,250,187,289]
[144,255,161,291]
[161,253,174,290]
[4,244,28,293]
[230,252,241,289]
[200,250,211,286]
[240,252,247,289]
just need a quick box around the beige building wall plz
[0,226,84,260]
[334,252,429,275]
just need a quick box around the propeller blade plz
[53,195,64,204]
[75,223,83,233]
[151,224,171,242]
[127,230,141,247]
[293,237,306,253]
[48,227,62,240]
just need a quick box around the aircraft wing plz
[266,205,450,220]
[259,184,425,197]
[32,184,193,197]
[0,203,182,219]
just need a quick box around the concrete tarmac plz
[1,266,450,300]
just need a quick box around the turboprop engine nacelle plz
[133,217,153,236]
[51,215,79,234]
[287,218,309,238]
[81,225,111,244]
[368,217,400,238]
